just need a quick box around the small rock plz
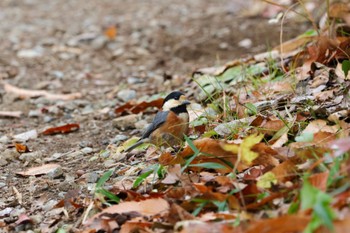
[117,89,136,102]
[17,48,43,58]
[81,105,94,115]
[0,135,10,144]
[28,109,41,118]
[238,38,252,49]
[43,116,54,123]
[111,134,128,144]
[103,159,115,168]
[135,120,148,130]
[0,182,5,188]
[81,147,93,154]
[82,171,99,183]
[51,70,64,79]
[47,166,63,179]
[112,114,140,130]
[91,36,107,50]
[127,77,143,84]
[219,42,229,49]
[13,130,38,142]
[19,151,42,162]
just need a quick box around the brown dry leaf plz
[250,116,285,136]
[179,138,241,173]
[42,123,80,135]
[85,198,170,231]
[302,120,339,138]
[115,98,163,115]
[245,214,310,233]
[177,220,241,233]
[104,25,117,40]
[15,143,30,153]
[316,216,350,233]
[162,165,181,184]
[16,164,61,176]
[119,220,151,233]
[309,172,329,192]
[270,159,298,183]
[0,111,22,118]
[329,137,350,157]
[3,82,82,100]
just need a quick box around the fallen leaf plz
[245,214,310,233]
[42,123,80,135]
[85,198,170,231]
[3,82,82,100]
[309,171,329,192]
[16,164,61,176]
[15,143,30,153]
[0,111,22,118]
[115,98,163,115]
[104,25,117,40]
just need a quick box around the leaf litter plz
[1,0,350,232]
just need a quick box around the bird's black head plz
[163,91,184,105]
[162,91,190,113]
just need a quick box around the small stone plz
[51,70,64,79]
[111,134,128,143]
[117,89,136,102]
[0,182,5,188]
[219,42,229,49]
[135,119,148,130]
[81,147,93,154]
[0,135,10,144]
[19,151,42,162]
[91,36,107,50]
[13,130,38,142]
[17,48,43,58]
[103,159,115,168]
[47,166,63,179]
[28,110,41,118]
[112,114,140,130]
[127,77,143,84]
[82,171,99,183]
[238,38,252,49]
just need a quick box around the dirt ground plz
[0,0,310,231]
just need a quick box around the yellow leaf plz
[221,144,239,154]
[240,134,264,165]
[257,172,277,189]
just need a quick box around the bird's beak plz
[182,100,191,105]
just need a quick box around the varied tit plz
[125,91,190,152]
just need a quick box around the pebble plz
[81,147,93,154]
[238,38,252,49]
[82,171,99,183]
[28,109,41,118]
[111,134,128,143]
[117,89,136,102]
[13,130,38,142]
[19,151,42,162]
[135,119,148,130]
[0,135,10,144]
[91,36,108,50]
[17,48,43,58]
[112,114,140,130]
[103,159,116,168]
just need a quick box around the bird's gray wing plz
[141,111,168,139]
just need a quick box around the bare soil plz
[0,0,309,231]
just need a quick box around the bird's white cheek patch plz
[163,99,180,111]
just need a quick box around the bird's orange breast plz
[150,111,189,147]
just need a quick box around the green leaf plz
[181,135,201,173]
[96,189,120,203]
[96,169,114,189]
[342,60,350,77]
[300,178,317,210]
[132,170,153,188]
[189,162,227,169]
[244,102,258,115]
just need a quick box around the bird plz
[125,91,190,152]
